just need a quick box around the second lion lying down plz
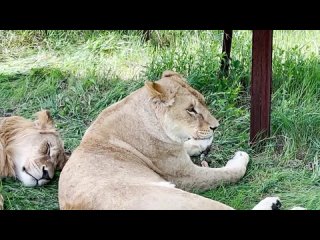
[0,110,69,209]
[59,71,279,210]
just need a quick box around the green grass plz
[1,30,320,210]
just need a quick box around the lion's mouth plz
[22,167,39,185]
[192,136,213,140]
[22,167,51,186]
[184,136,213,143]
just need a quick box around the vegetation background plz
[1,30,319,210]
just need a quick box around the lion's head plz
[0,110,68,187]
[145,70,219,153]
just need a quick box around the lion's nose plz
[42,167,51,180]
[210,126,218,132]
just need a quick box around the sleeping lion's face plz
[13,132,67,187]
[2,110,69,187]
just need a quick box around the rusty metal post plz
[250,30,273,145]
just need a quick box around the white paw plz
[252,197,281,210]
[226,151,250,168]
[234,151,249,164]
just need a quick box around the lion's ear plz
[34,110,54,130]
[145,81,177,106]
[145,81,167,101]
[162,70,185,80]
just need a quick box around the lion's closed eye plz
[39,141,51,156]
[46,143,51,156]
[186,106,197,115]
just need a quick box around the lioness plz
[58,71,280,210]
[0,110,68,209]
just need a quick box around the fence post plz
[142,30,151,41]
[220,30,233,75]
[250,30,273,145]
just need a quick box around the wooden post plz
[220,30,233,75]
[142,30,151,41]
[250,30,273,144]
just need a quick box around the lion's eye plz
[46,143,51,156]
[187,106,197,114]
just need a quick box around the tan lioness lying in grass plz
[59,71,282,210]
[0,110,68,209]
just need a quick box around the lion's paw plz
[226,151,250,169]
[252,197,282,210]
[234,151,249,164]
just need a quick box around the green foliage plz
[1,30,320,209]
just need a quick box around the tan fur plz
[0,110,68,209]
[58,71,273,210]
[0,136,14,177]
[34,110,55,132]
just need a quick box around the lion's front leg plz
[168,151,250,192]
[0,194,3,210]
